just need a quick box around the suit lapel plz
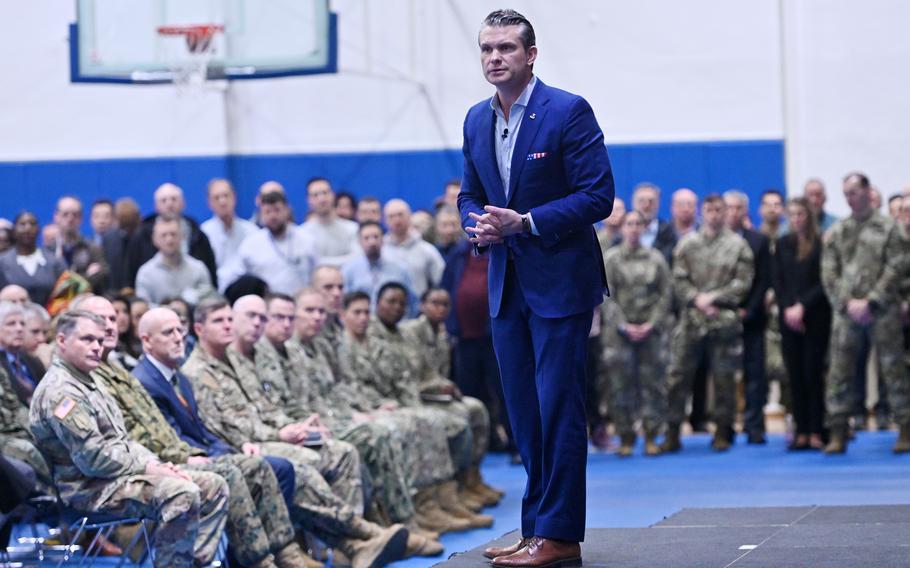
[507,81,550,206]
[476,104,507,206]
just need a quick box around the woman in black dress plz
[773,197,832,449]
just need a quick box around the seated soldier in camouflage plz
[310,266,347,351]
[0,301,51,485]
[600,211,672,457]
[28,310,229,568]
[183,296,408,568]
[231,293,444,558]
[401,287,503,504]
[261,292,469,539]
[70,294,310,568]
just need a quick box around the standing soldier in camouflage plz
[821,172,910,454]
[663,195,754,452]
[600,211,672,456]
[71,294,310,568]
[401,287,503,504]
[28,310,229,568]
[183,296,409,568]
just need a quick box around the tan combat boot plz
[892,424,910,454]
[339,521,408,568]
[249,554,280,568]
[412,487,472,534]
[644,430,662,456]
[403,532,444,558]
[436,481,494,529]
[466,466,504,506]
[824,425,848,454]
[661,424,682,453]
[617,432,636,457]
[275,542,320,568]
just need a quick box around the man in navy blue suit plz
[458,9,614,567]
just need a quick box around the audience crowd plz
[1,171,909,566]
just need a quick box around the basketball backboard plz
[70,0,337,84]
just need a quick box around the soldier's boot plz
[661,424,682,453]
[824,425,848,455]
[711,425,732,452]
[644,431,662,457]
[457,483,486,513]
[892,424,910,454]
[275,542,318,568]
[403,532,444,558]
[339,520,409,568]
[405,521,440,541]
[435,481,494,529]
[249,554,280,568]
[466,466,504,505]
[617,432,636,457]
[412,487,472,534]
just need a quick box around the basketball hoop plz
[155,24,224,92]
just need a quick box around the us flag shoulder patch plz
[54,397,77,420]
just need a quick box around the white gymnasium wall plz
[782,0,910,213]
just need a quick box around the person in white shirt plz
[298,177,358,266]
[382,199,445,300]
[135,218,213,305]
[200,179,257,274]
[220,191,316,295]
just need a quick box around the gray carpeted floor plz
[435,505,910,567]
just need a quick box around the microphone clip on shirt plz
[501,127,509,140]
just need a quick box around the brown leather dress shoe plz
[483,537,529,560]
[491,537,581,568]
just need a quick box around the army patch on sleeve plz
[53,397,77,420]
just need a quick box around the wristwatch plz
[521,213,531,234]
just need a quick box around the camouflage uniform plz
[600,243,672,435]
[0,366,50,483]
[667,228,754,428]
[237,339,414,524]
[821,211,909,429]
[400,316,491,463]
[182,345,373,545]
[29,357,229,568]
[92,360,295,567]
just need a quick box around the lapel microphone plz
[501,127,509,140]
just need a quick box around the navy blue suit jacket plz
[132,355,235,457]
[458,78,615,318]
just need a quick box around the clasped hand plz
[467,205,523,246]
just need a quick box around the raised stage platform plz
[435,505,910,567]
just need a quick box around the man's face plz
[265,298,296,344]
[82,297,118,351]
[152,221,182,256]
[843,177,871,214]
[196,306,233,349]
[724,196,748,229]
[384,203,411,237]
[604,198,626,229]
[421,290,451,325]
[260,202,290,234]
[359,226,384,258]
[0,313,26,352]
[900,199,910,229]
[307,180,335,217]
[759,194,784,224]
[621,212,645,245]
[233,300,268,346]
[335,196,355,220]
[295,293,326,340]
[144,312,186,367]
[702,201,726,232]
[90,203,114,235]
[341,299,371,337]
[444,183,460,205]
[478,25,536,89]
[804,181,826,212]
[58,318,105,373]
[54,197,83,237]
[313,269,344,314]
[435,211,461,244]
[889,197,903,219]
[23,315,46,353]
[356,201,382,224]
[208,181,237,219]
[155,186,185,220]
[671,191,697,226]
[633,188,659,222]
[376,288,407,326]
[0,286,29,305]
